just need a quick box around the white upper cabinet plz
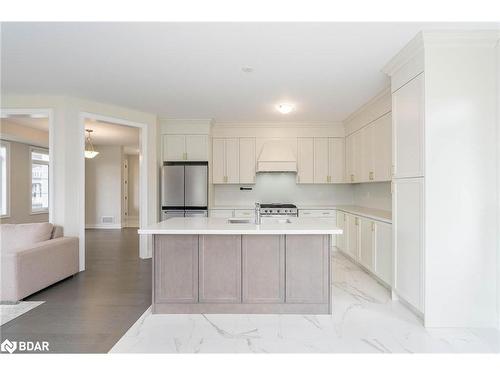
[372,113,392,181]
[212,138,240,184]
[313,138,329,183]
[185,135,208,161]
[313,137,345,184]
[297,138,314,184]
[212,138,226,184]
[392,73,424,178]
[163,134,208,161]
[347,131,363,183]
[239,138,256,184]
[361,124,374,182]
[225,138,240,184]
[329,138,345,183]
[163,135,186,161]
[345,115,391,183]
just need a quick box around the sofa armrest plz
[1,237,79,301]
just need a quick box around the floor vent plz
[101,216,114,224]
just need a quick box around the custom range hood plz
[256,140,297,173]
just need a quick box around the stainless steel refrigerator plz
[161,161,208,221]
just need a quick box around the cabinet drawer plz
[299,209,336,218]
[209,209,234,218]
[233,209,255,218]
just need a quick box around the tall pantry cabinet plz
[383,31,499,328]
[385,56,425,315]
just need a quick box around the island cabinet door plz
[154,235,199,304]
[199,235,242,303]
[285,235,329,304]
[242,235,285,303]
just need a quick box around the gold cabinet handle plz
[371,222,375,231]
[369,171,374,180]
[350,174,354,182]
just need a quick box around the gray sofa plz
[0,222,79,302]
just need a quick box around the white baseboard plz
[85,224,122,229]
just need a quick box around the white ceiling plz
[1,22,498,122]
[2,115,139,149]
[85,119,139,148]
[2,116,49,132]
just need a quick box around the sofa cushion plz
[1,223,54,253]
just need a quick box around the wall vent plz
[101,216,114,224]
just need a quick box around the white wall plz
[127,154,140,226]
[85,146,123,228]
[1,95,158,267]
[352,182,392,211]
[213,173,353,207]
[423,35,499,327]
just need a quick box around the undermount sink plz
[227,218,253,224]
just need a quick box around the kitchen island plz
[139,217,342,314]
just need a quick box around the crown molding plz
[213,121,343,129]
[381,32,424,77]
[158,118,214,126]
[382,30,500,77]
[343,86,391,124]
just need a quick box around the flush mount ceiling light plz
[84,129,99,159]
[276,103,295,115]
[241,66,254,73]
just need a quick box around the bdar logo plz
[1,339,17,354]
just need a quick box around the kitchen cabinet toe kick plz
[152,234,331,314]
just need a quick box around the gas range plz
[259,203,298,217]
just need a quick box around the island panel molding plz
[151,233,332,314]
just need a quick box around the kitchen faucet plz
[255,202,261,225]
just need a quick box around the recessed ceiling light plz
[276,103,295,114]
[241,66,254,73]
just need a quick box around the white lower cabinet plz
[336,210,393,289]
[335,211,346,252]
[346,214,359,261]
[298,209,336,246]
[374,221,392,286]
[359,218,374,271]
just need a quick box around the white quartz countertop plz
[138,217,343,235]
[333,205,392,223]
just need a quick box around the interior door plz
[161,164,184,208]
[184,164,207,208]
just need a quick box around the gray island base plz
[153,234,331,314]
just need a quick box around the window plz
[0,141,10,217]
[31,147,49,213]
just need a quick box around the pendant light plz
[84,129,99,159]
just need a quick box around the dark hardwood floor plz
[0,228,152,353]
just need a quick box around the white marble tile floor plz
[110,252,500,353]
